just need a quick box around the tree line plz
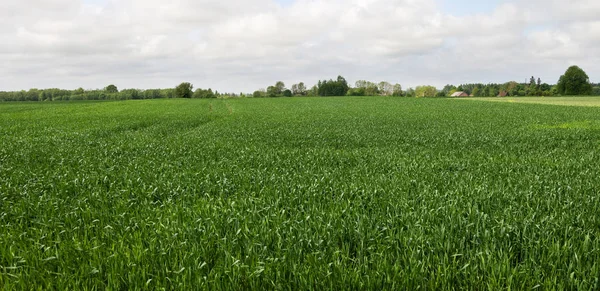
[253,66,598,98]
[0,84,241,102]
[1,66,598,102]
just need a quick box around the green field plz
[464,96,600,107]
[1,97,600,289]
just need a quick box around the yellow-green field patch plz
[533,120,600,130]
[462,96,600,107]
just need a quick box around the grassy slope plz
[1,97,600,289]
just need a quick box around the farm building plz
[451,91,469,97]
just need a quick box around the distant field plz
[1,97,600,289]
[463,96,600,107]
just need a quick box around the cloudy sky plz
[2,0,599,92]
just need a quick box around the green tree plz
[266,86,278,97]
[442,84,456,96]
[592,85,600,96]
[307,85,319,97]
[175,82,194,98]
[105,84,119,93]
[414,85,437,97]
[392,84,403,96]
[297,82,306,96]
[529,76,536,87]
[291,82,307,96]
[557,66,593,95]
[193,88,216,99]
[346,87,366,96]
[355,80,380,96]
[317,76,350,96]
[283,89,293,97]
[275,81,285,95]
[378,81,393,96]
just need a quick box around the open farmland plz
[1,97,600,289]
[463,96,600,107]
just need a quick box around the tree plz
[307,85,319,96]
[297,82,306,96]
[175,82,193,98]
[442,84,457,96]
[392,84,403,96]
[355,80,367,88]
[266,86,278,97]
[355,80,379,96]
[291,82,307,96]
[346,87,366,96]
[414,85,437,97]
[504,81,519,96]
[193,88,216,98]
[105,84,119,93]
[283,89,293,97]
[275,81,285,95]
[378,81,393,96]
[337,76,349,95]
[557,66,593,96]
[540,83,551,92]
[317,76,350,96]
[529,76,536,87]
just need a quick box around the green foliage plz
[346,87,366,96]
[307,85,319,97]
[593,85,600,96]
[105,84,119,93]
[2,98,600,289]
[282,89,293,97]
[392,84,403,96]
[193,88,216,99]
[557,66,593,96]
[266,86,278,97]
[291,82,307,96]
[0,88,174,102]
[275,81,285,95]
[119,89,141,99]
[442,85,456,96]
[318,76,349,96]
[175,82,194,99]
[353,80,380,96]
[2,69,598,104]
[378,81,393,96]
[253,90,264,98]
[414,85,437,97]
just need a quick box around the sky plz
[1,0,600,92]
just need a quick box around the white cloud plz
[1,0,599,92]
